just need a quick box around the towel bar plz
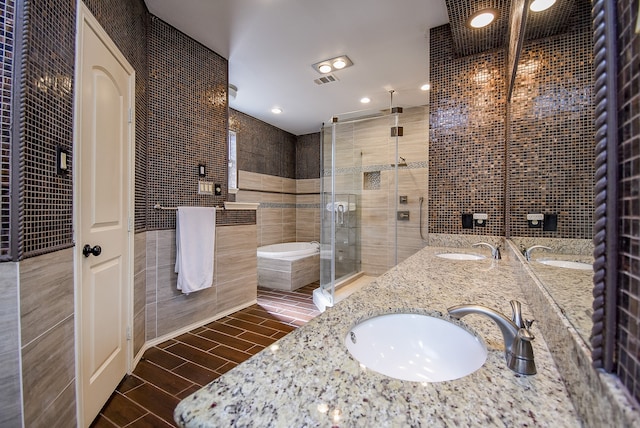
[154,203,223,211]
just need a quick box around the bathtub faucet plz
[472,242,501,259]
[310,241,320,248]
[447,300,536,375]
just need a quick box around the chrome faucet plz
[448,300,536,375]
[472,242,501,259]
[524,245,551,261]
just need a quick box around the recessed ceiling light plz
[530,0,556,12]
[271,107,282,114]
[468,9,497,28]
[420,83,431,91]
[318,64,332,74]
[312,55,353,74]
[360,97,371,104]
[333,59,346,69]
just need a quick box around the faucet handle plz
[510,300,523,328]
[524,319,535,331]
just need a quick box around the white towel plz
[175,207,216,294]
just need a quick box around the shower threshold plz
[313,273,376,312]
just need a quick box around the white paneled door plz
[75,4,134,426]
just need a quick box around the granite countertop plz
[174,246,581,427]
[526,253,594,344]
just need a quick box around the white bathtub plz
[257,242,319,260]
[257,242,320,291]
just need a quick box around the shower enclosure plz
[314,106,429,311]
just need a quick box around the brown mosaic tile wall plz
[1,0,14,258]
[508,6,594,239]
[445,0,582,58]
[148,17,228,230]
[429,24,506,236]
[229,108,296,179]
[616,0,640,406]
[296,132,321,180]
[83,0,149,233]
[445,0,510,57]
[20,0,75,257]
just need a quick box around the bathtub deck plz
[258,253,320,291]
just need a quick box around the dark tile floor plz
[91,283,321,427]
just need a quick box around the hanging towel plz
[175,206,216,294]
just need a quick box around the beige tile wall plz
[296,178,321,243]
[350,107,429,276]
[19,249,76,427]
[145,224,257,341]
[236,170,320,247]
[134,232,146,357]
[237,107,426,277]
[0,262,21,426]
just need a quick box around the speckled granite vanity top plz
[175,247,580,427]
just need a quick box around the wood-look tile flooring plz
[91,283,320,427]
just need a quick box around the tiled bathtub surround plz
[295,132,322,180]
[235,170,320,246]
[229,109,321,181]
[230,109,322,246]
[230,109,296,179]
[257,254,320,291]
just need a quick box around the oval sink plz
[345,313,487,382]
[436,253,486,261]
[537,259,592,270]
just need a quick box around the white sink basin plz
[345,313,487,382]
[436,253,486,261]
[537,259,592,270]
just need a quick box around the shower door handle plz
[337,205,344,225]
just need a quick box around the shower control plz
[397,211,410,221]
[399,195,408,204]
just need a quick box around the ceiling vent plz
[314,74,339,85]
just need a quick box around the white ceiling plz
[144,0,449,136]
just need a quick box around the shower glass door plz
[318,106,429,309]
[320,120,361,305]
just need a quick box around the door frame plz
[72,3,135,424]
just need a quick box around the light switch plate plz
[198,180,214,195]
